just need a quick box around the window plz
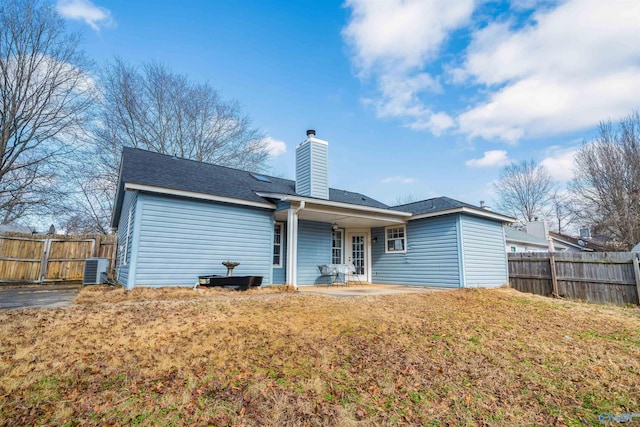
[250,173,272,183]
[273,223,283,266]
[385,225,406,253]
[332,229,343,264]
[510,246,517,253]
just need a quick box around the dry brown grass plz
[1,288,638,426]
[73,284,295,305]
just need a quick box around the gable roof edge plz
[409,206,516,223]
[126,183,277,209]
[255,192,411,217]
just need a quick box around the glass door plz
[347,232,369,282]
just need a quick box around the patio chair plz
[345,263,363,286]
[317,265,338,286]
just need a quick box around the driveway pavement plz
[298,283,452,297]
[0,285,80,310]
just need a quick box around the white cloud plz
[427,111,455,135]
[343,0,475,132]
[382,176,416,184]
[343,0,475,72]
[56,0,113,31]
[540,146,578,181]
[263,137,286,157]
[343,0,640,142]
[456,0,640,142]
[369,73,440,119]
[465,150,510,168]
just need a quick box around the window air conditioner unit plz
[83,257,109,285]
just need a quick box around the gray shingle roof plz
[390,196,478,215]
[112,148,389,226]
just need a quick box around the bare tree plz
[494,160,554,223]
[0,0,94,224]
[59,159,114,234]
[95,59,268,172]
[569,112,640,249]
[73,59,270,231]
[549,191,576,234]
[391,194,417,206]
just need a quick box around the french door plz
[347,231,369,282]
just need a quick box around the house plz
[504,227,550,253]
[0,224,35,234]
[111,130,515,290]
[519,220,608,252]
[548,231,609,252]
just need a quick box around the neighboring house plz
[111,130,515,290]
[0,224,35,234]
[517,220,607,252]
[504,227,550,253]
[548,231,609,252]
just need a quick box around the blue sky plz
[57,0,640,208]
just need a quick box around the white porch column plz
[291,212,299,289]
[286,208,296,288]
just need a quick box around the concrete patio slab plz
[297,283,453,297]
[0,285,80,310]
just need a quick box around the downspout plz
[291,201,305,290]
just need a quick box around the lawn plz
[0,286,638,426]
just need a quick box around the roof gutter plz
[410,206,516,223]
[506,238,549,246]
[125,183,276,209]
[255,192,411,217]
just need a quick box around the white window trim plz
[332,229,344,264]
[273,222,283,267]
[385,224,407,254]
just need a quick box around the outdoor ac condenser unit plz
[83,257,109,285]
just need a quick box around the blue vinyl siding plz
[272,222,287,284]
[460,215,509,288]
[297,220,332,284]
[116,191,137,286]
[371,216,461,287]
[132,193,273,287]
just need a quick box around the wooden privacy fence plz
[0,232,116,284]
[508,251,640,306]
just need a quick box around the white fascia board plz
[255,192,412,217]
[302,206,406,224]
[125,183,276,209]
[410,207,516,223]
[110,157,126,227]
[551,236,593,251]
[506,238,548,247]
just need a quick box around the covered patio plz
[258,193,412,289]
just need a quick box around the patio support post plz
[286,208,296,289]
[285,202,305,290]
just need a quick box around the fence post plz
[38,238,51,284]
[632,253,640,305]
[549,252,559,298]
[93,235,101,257]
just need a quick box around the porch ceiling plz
[274,204,406,229]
